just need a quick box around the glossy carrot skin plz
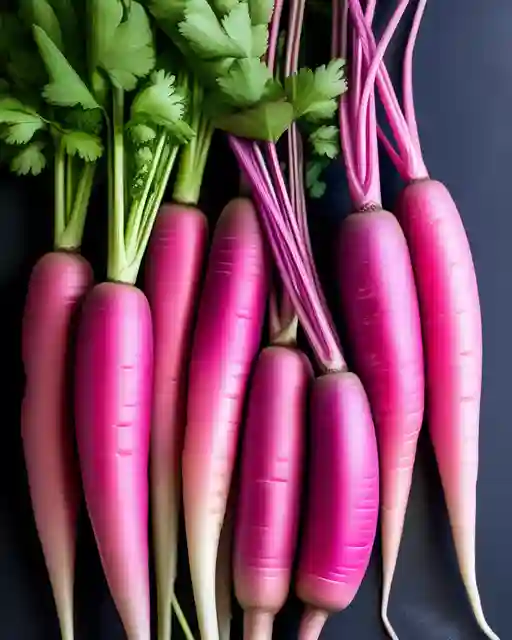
[234,346,311,639]
[21,251,92,640]
[297,372,379,639]
[336,209,424,611]
[396,180,496,635]
[75,283,153,640]
[145,204,208,640]
[183,197,270,640]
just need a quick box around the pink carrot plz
[74,283,153,640]
[145,204,208,640]
[182,197,270,640]
[297,372,380,640]
[332,3,425,637]
[22,251,92,640]
[348,0,499,637]
[234,346,311,640]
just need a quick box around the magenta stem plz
[403,0,428,154]
[347,0,429,180]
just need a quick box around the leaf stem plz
[107,86,127,281]
[125,133,167,258]
[54,140,66,250]
[58,162,96,251]
[172,78,213,206]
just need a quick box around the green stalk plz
[65,153,74,224]
[54,140,66,250]
[133,144,179,274]
[107,86,127,281]
[172,77,214,206]
[58,162,96,250]
[125,133,167,259]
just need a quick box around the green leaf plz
[285,59,347,122]
[20,0,63,49]
[33,26,100,109]
[214,100,294,142]
[61,106,104,134]
[131,70,194,141]
[3,121,44,144]
[0,98,45,144]
[61,130,103,161]
[251,24,268,58]
[306,156,329,199]
[221,2,252,58]
[309,125,340,158]
[95,1,155,91]
[89,0,123,70]
[11,141,47,175]
[130,122,157,142]
[147,0,187,32]
[248,0,273,25]
[211,0,240,15]
[178,0,245,59]
[217,58,272,107]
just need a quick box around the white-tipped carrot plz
[145,204,208,640]
[182,197,270,640]
[348,0,499,636]
[332,3,425,637]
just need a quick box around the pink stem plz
[377,126,407,179]
[267,0,285,72]
[403,0,428,153]
[356,0,411,183]
[230,137,345,372]
[347,0,412,166]
[348,0,428,180]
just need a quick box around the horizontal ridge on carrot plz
[182,196,270,640]
[0,6,103,638]
[331,3,425,637]
[348,0,500,637]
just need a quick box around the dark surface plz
[0,1,508,639]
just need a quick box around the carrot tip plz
[243,610,274,640]
[381,608,400,640]
[298,607,328,640]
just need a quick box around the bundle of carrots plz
[0,0,499,639]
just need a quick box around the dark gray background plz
[0,1,508,638]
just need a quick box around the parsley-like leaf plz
[96,1,155,90]
[131,70,194,141]
[61,106,104,135]
[178,0,245,59]
[221,2,252,58]
[248,0,273,25]
[251,24,268,58]
[11,141,47,175]
[214,101,294,142]
[211,0,240,15]
[217,58,272,107]
[130,123,157,142]
[285,59,347,122]
[61,130,103,161]
[306,156,330,199]
[146,0,187,32]
[309,125,339,158]
[33,25,100,109]
[20,0,63,49]
[0,98,45,144]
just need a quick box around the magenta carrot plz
[348,1,499,637]
[145,204,208,640]
[297,372,379,640]
[234,346,311,640]
[22,253,92,640]
[332,3,424,637]
[75,283,153,638]
[182,197,270,640]
[70,7,195,638]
